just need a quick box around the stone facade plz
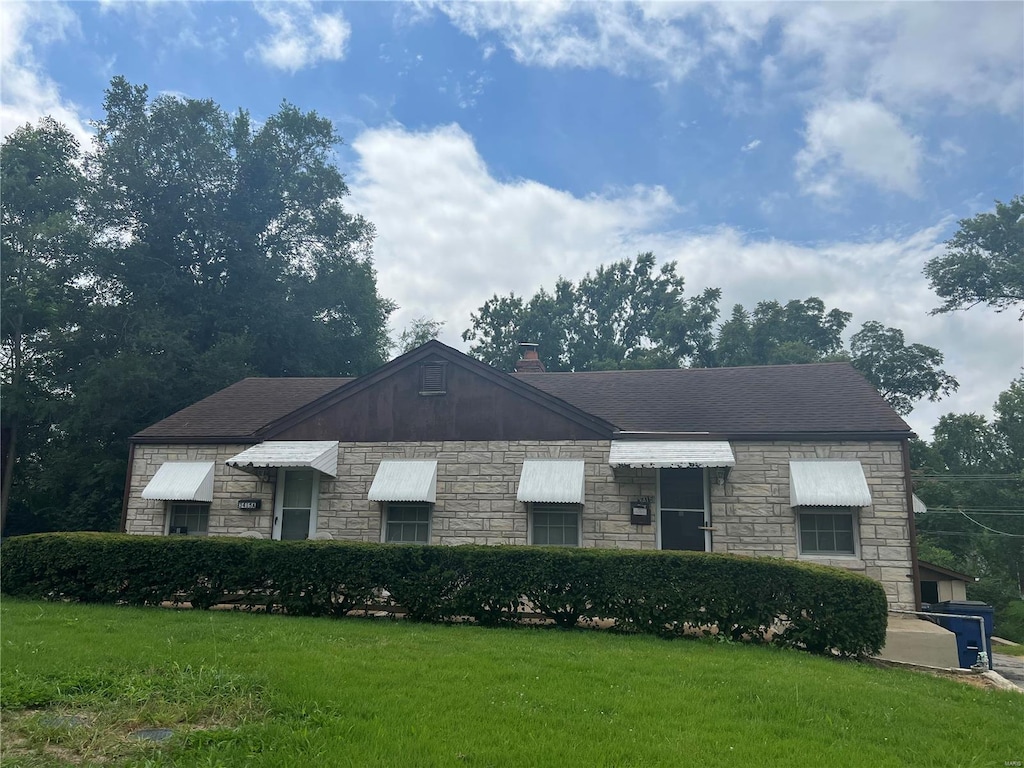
[127,438,914,609]
[711,441,915,610]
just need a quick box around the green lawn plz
[1,600,1020,768]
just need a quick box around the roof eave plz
[130,435,263,446]
[708,430,916,441]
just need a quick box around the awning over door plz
[517,460,586,504]
[789,460,871,507]
[368,459,438,502]
[226,441,339,477]
[913,493,927,514]
[608,440,736,468]
[142,461,215,502]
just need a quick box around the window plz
[531,504,580,546]
[798,510,856,555]
[168,503,209,536]
[419,362,447,395]
[386,503,431,543]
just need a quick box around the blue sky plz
[2,1,1022,437]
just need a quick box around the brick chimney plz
[514,342,545,373]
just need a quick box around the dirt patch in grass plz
[0,661,266,767]
[0,705,256,767]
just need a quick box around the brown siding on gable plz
[270,362,610,442]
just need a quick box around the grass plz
[1,600,1021,767]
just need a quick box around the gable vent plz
[419,362,447,395]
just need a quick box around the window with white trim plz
[168,502,210,536]
[798,509,856,555]
[385,503,431,543]
[531,503,580,547]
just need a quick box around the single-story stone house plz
[122,340,921,610]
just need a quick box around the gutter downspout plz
[900,438,922,611]
[119,442,135,533]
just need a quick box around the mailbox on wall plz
[630,498,652,526]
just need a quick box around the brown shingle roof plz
[133,377,351,441]
[133,355,912,442]
[512,362,912,436]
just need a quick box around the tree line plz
[2,78,393,535]
[461,254,960,416]
[2,73,1021,632]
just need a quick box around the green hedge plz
[0,533,888,656]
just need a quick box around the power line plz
[912,473,1021,477]
[920,530,1024,537]
[917,508,1024,515]
[912,476,1023,482]
[960,510,1024,537]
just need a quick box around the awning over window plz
[142,461,215,502]
[517,460,586,504]
[913,493,927,515]
[790,460,871,507]
[608,440,735,468]
[368,459,438,503]
[226,441,339,477]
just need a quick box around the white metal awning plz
[368,459,438,502]
[142,461,215,502]
[225,441,339,477]
[790,460,871,507]
[517,460,586,504]
[608,440,736,468]
[913,493,927,514]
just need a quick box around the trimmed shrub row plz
[0,532,888,656]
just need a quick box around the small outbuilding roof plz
[917,560,979,583]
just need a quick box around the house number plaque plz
[237,499,262,511]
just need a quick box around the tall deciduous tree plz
[2,78,394,534]
[849,321,959,416]
[924,196,1024,317]
[463,253,720,371]
[706,299,957,416]
[397,317,445,354]
[1,118,91,532]
[708,298,851,366]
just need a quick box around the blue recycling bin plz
[931,601,994,669]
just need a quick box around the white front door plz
[273,469,319,540]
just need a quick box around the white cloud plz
[0,2,91,146]
[435,2,1023,114]
[795,99,922,198]
[347,121,675,343]
[740,139,761,153]
[252,1,350,73]
[348,123,1021,438]
[439,2,703,81]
